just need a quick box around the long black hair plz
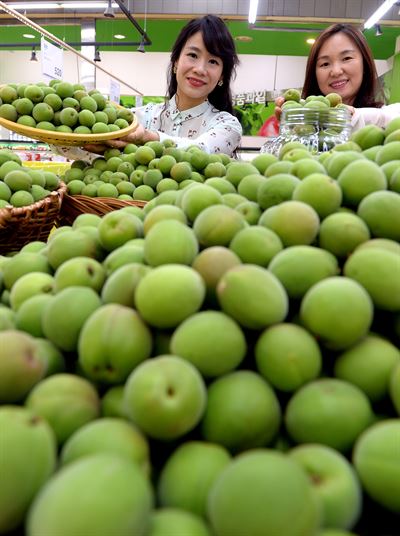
[166,15,239,114]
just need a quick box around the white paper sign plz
[41,38,63,80]
[109,79,121,104]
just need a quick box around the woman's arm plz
[351,103,400,132]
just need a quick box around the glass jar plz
[261,106,352,156]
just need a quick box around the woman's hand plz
[274,96,285,121]
[344,105,356,116]
[105,124,160,149]
[82,143,108,154]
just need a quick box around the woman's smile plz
[329,79,348,91]
[187,77,206,88]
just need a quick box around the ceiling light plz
[7,3,59,8]
[364,0,397,29]
[306,38,316,44]
[63,2,118,7]
[6,2,118,9]
[235,35,253,42]
[248,0,259,24]
[104,0,115,18]
[23,33,36,39]
[30,47,38,62]
[114,34,126,40]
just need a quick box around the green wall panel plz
[96,19,186,52]
[96,19,399,59]
[0,25,81,49]
[0,19,398,59]
[389,53,400,103]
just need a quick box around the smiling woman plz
[59,15,242,161]
[303,24,383,108]
[275,23,400,133]
[303,24,400,131]
[83,15,242,157]
[120,14,242,156]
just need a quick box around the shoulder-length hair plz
[166,15,239,114]
[302,23,384,108]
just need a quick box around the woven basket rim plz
[0,181,67,227]
[58,192,146,227]
[0,114,137,146]
[63,192,147,208]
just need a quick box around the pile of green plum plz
[62,140,234,201]
[0,149,61,208]
[281,88,345,110]
[0,81,134,134]
[0,117,399,536]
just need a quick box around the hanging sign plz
[110,79,121,104]
[41,38,63,80]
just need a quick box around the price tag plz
[41,38,63,80]
[110,79,121,104]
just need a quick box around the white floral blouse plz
[134,95,242,156]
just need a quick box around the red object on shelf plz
[258,115,280,137]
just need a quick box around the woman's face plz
[174,31,223,110]
[315,32,364,105]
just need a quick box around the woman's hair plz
[166,14,239,114]
[302,23,384,108]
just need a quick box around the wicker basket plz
[58,193,147,226]
[0,182,67,254]
[0,114,137,146]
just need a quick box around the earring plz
[218,80,223,86]
[173,66,177,74]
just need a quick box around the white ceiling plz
[127,0,400,23]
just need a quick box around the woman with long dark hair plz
[275,23,400,131]
[55,15,241,162]
[118,14,242,156]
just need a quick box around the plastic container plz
[261,106,352,156]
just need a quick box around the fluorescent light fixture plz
[306,38,316,44]
[248,0,259,24]
[364,0,397,29]
[63,2,118,6]
[10,3,59,8]
[23,33,36,39]
[7,2,118,9]
[114,34,126,40]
